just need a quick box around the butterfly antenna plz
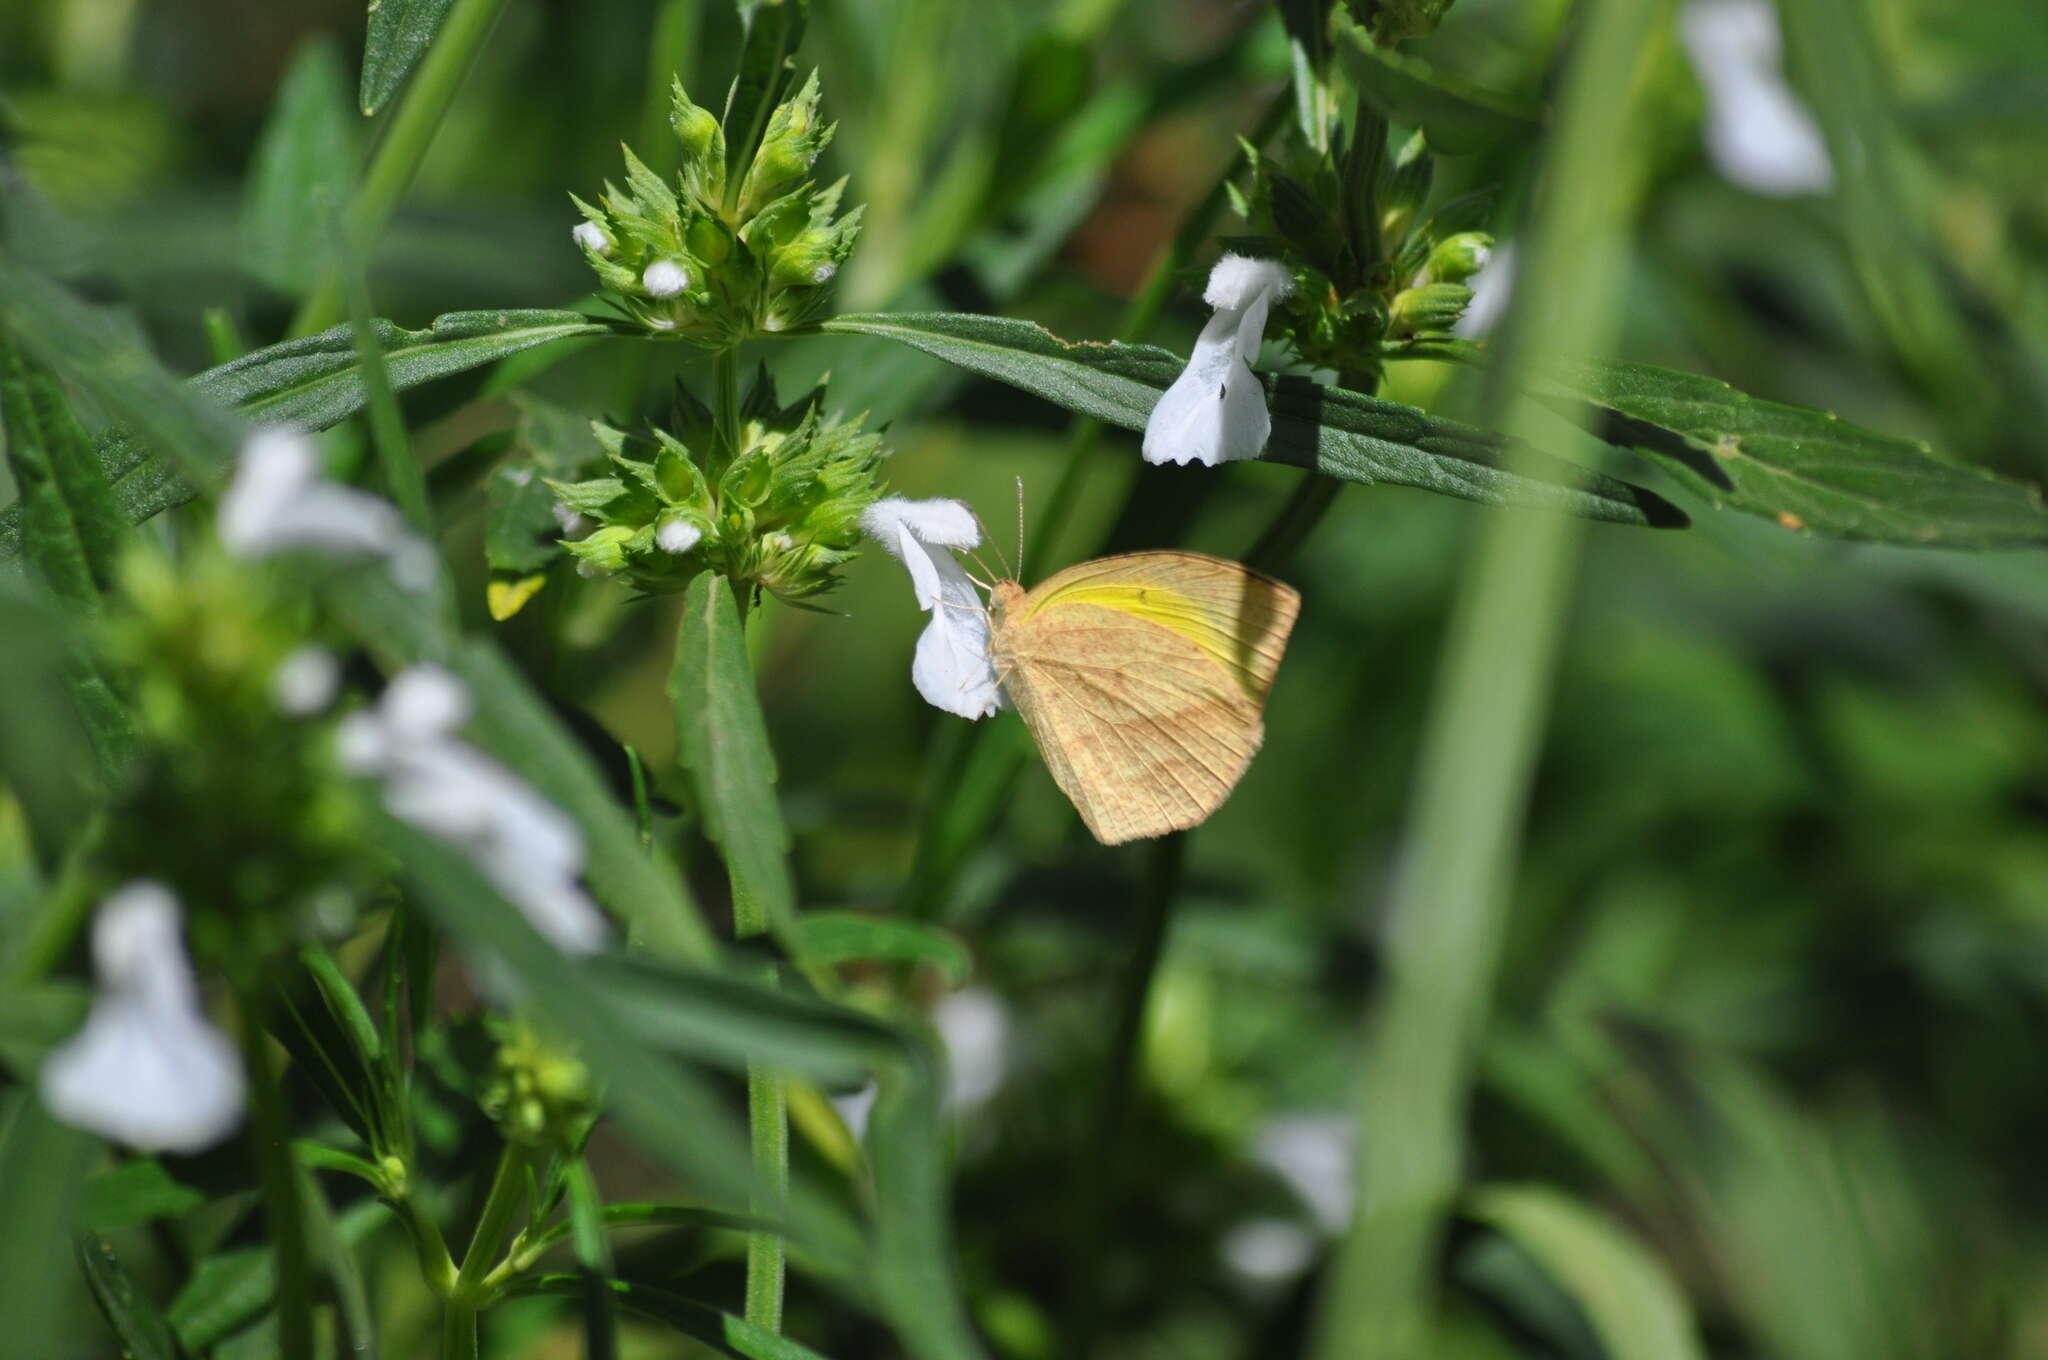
[961,550,999,593]
[1014,476,1027,583]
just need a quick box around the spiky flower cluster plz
[571,74,862,344]
[1228,126,1493,379]
[479,1018,597,1149]
[551,371,885,601]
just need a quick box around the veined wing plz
[997,553,1301,845]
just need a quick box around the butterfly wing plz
[993,551,1301,845]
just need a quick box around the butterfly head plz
[989,579,1027,617]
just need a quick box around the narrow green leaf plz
[1470,1183,1707,1360]
[722,0,809,192]
[370,816,865,1277]
[0,303,619,558]
[564,1160,620,1360]
[78,1159,207,1233]
[0,332,130,601]
[243,36,357,295]
[293,1140,386,1188]
[77,1233,183,1360]
[1535,359,2048,546]
[0,1097,93,1349]
[671,573,798,936]
[360,0,460,115]
[301,947,383,1064]
[793,911,972,986]
[1331,11,1542,152]
[509,1274,835,1360]
[817,312,1683,528]
[0,581,107,861]
[523,1201,765,1257]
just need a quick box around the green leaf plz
[360,0,460,115]
[0,1097,93,1349]
[0,332,130,603]
[292,1141,385,1189]
[1535,359,2048,547]
[564,1160,620,1359]
[509,1274,835,1360]
[77,1233,183,1360]
[0,302,619,559]
[78,1159,207,1233]
[793,911,972,986]
[817,313,1683,528]
[1331,12,1542,152]
[0,582,107,862]
[722,0,809,193]
[523,1201,765,1257]
[243,36,356,295]
[1470,1183,1707,1360]
[670,572,798,937]
[165,1199,387,1352]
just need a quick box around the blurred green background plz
[5,0,2048,1355]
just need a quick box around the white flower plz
[642,259,689,297]
[1680,0,1834,196]
[831,1080,879,1143]
[1142,254,1294,467]
[40,883,245,1153]
[934,988,1011,1111]
[272,646,340,716]
[1453,243,1517,339]
[571,221,612,255]
[1252,1112,1354,1234]
[1221,1219,1318,1285]
[655,518,703,554]
[344,666,610,956]
[551,501,593,538]
[810,262,837,284]
[861,497,1003,720]
[220,427,436,590]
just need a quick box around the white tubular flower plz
[40,883,245,1153]
[1142,254,1294,467]
[272,646,341,716]
[861,497,1002,720]
[1252,1112,1355,1234]
[571,221,612,255]
[1453,243,1517,339]
[655,518,703,554]
[344,666,610,956]
[934,988,1011,1111]
[220,427,436,590]
[642,259,689,297]
[1680,0,1833,196]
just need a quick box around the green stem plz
[339,218,432,533]
[238,996,315,1360]
[290,0,512,336]
[443,1143,532,1356]
[386,1178,458,1299]
[1307,0,1663,1354]
[709,343,789,1332]
[1066,833,1186,1356]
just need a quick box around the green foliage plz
[359,0,459,115]
[5,0,2048,1357]
[822,311,1683,525]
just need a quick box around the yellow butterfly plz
[985,551,1300,846]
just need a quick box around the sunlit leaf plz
[794,911,972,986]
[1538,359,2048,546]
[818,312,1684,528]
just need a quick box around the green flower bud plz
[1424,231,1494,284]
[670,79,726,207]
[564,524,634,576]
[1389,282,1475,335]
[479,1019,597,1149]
[739,71,833,218]
[687,215,732,267]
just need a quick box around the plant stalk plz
[291,0,513,336]
[238,995,316,1360]
[710,342,789,1332]
[442,1143,532,1356]
[1066,832,1186,1356]
[1307,0,1664,1353]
